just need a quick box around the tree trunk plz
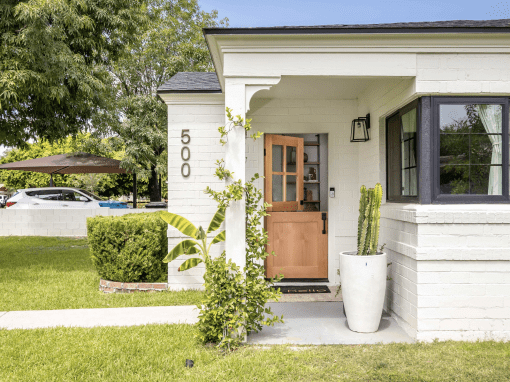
[149,165,161,202]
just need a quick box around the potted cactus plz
[339,183,386,333]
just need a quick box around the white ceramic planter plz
[339,251,387,333]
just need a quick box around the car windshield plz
[78,189,104,201]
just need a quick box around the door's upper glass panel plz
[272,145,283,173]
[287,146,297,173]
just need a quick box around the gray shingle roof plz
[204,18,510,35]
[157,72,221,94]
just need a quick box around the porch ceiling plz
[250,75,412,100]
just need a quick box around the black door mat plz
[272,285,331,294]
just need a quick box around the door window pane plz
[286,146,297,173]
[272,175,283,202]
[272,145,283,172]
[286,175,297,201]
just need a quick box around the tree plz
[93,0,226,202]
[0,0,144,147]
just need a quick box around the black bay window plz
[386,96,510,204]
[432,97,509,203]
[386,100,419,202]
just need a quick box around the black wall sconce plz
[350,114,370,142]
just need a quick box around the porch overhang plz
[203,19,510,91]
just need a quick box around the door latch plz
[322,213,327,234]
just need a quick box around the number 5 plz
[181,129,190,144]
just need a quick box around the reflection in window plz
[401,108,417,196]
[439,104,502,195]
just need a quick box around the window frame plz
[385,99,420,203]
[431,96,510,204]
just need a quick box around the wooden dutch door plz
[264,134,328,279]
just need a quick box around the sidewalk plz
[0,302,414,345]
[0,306,198,330]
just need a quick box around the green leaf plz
[178,258,203,272]
[163,239,199,263]
[207,208,226,233]
[160,212,197,238]
[211,230,225,245]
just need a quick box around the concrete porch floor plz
[248,301,414,345]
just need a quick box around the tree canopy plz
[91,0,226,201]
[0,0,144,147]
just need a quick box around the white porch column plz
[224,79,247,268]
[223,77,282,268]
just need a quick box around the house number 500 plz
[181,129,190,177]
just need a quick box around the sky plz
[2,0,509,158]
[199,0,510,28]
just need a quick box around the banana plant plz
[161,208,226,271]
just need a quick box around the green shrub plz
[87,213,168,282]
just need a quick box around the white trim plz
[158,93,224,105]
[206,33,510,90]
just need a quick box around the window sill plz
[382,202,510,224]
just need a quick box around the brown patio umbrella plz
[0,152,128,175]
[0,152,138,207]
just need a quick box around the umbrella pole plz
[159,175,162,201]
[133,173,137,209]
[50,173,54,187]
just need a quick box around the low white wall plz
[0,208,166,237]
[381,203,510,342]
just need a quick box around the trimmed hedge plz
[87,213,168,283]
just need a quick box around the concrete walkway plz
[248,302,414,345]
[0,302,414,345]
[0,306,198,330]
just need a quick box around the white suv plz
[7,187,119,209]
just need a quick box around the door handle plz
[62,204,68,207]
[322,213,327,234]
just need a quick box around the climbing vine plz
[198,107,283,351]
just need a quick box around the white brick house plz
[157,19,510,342]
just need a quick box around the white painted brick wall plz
[0,208,164,237]
[165,95,226,290]
[416,53,510,94]
[381,203,510,342]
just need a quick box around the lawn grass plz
[1,324,509,381]
[0,236,204,311]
